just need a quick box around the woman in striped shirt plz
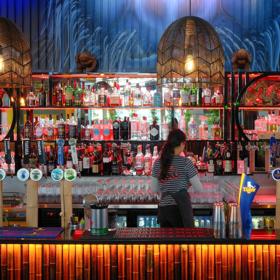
[152,129,203,227]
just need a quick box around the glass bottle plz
[134,83,143,107]
[188,117,198,140]
[223,143,233,174]
[91,146,101,176]
[190,86,198,106]
[103,144,112,176]
[23,112,33,139]
[130,113,140,140]
[144,145,152,175]
[65,80,73,107]
[163,86,172,107]
[161,117,169,140]
[153,90,162,107]
[26,90,37,107]
[152,146,159,167]
[120,117,130,140]
[135,145,144,176]
[140,116,149,140]
[150,119,160,140]
[181,86,191,106]
[113,118,120,140]
[68,113,77,139]
[56,114,65,139]
[56,83,64,107]
[66,149,73,169]
[202,88,212,106]
[82,146,91,176]
[34,117,44,139]
[112,144,122,175]
[73,81,82,107]
[98,87,107,107]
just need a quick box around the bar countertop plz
[0,227,279,244]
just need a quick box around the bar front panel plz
[0,243,279,280]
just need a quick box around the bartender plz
[152,129,203,227]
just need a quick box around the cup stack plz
[228,202,242,238]
[213,202,226,238]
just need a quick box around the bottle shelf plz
[238,106,280,110]
[20,106,225,110]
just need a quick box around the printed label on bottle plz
[103,157,111,163]
[47,127,53,137]
[190,94,196,103]
[103,128,110,136]
[83,157,90,169]
[92,164,99,173]
[66,160,73,169]
[35,127,43,138]
[93,128,100,136]
[69,125,77,138]
[150,127,159,137]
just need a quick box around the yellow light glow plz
[10,96,14,103]
[0,54,4,73]
[20,97,25,106]
[185,54,195,72]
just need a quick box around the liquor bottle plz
[65,81,73,107]
[161,117,169,140]
[83,85,91,106]
[73,81,82,107]
[178,111,186,133]
[214,145,224,175]
[103,120,113,141]
[124,143,133,171]
[140,116,149,140]
[23,112,33,139]
[56,114,66,139]
[2,90,10,107]
[212,123,222,140]
[190,86,198,106]
[98,87,107,107]
[163,86,172,106]
[113,118,120,140]
[150,119,160,140]
[112,144,122,175]
[123,80,131,107]
[135,145,144,175]
[82,146,91,175]
[144,145,152,175]
[223,143,233,174]
[188,117,198,140]
[103,144,112,175]
[172,85,181,106]
[66,149,73,169]
[29,144,38,168]
[77,147,83,173]
[45,115,55,140]
[199,117,208,140]
[206,143,215,174]
[90,86,97,106]
[92,120,101,141]
[68,113,77,139]
[56,83,64,107]
[91,147,101,175]
[120,117,130,140]
[181,86,191,106]
[38,86,46,107]
[130,113,140,140]
[152,146,159,167]
[47,146,56,174]
[82,120,92,141]
[34,117,44,139]
[153,90,162,107]
[143,86,152,107]
[26,90,37,107]
[202,88,211,106]
[110,83,121,106]
[134,83,143,107]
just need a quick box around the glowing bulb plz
[10,97,14,103]
[20,97,25,107]
[185,54,195,72]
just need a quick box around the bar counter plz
[1,228,280,279]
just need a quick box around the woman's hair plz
[159,129,186,180]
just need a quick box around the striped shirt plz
[152,155,198,207]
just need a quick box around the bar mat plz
[80,228,214,241]
[0,227,63,239]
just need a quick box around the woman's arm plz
[189,174,203,192]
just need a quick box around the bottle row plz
[19,139,236,177]
[22,81,224,108]
[22,113,223,141]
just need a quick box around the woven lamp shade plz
[157,16,224,86]
[0,17,31,88]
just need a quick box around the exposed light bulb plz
[185,54,195,72]
[20,97,25,107]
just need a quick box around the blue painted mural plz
[0,0,279,73]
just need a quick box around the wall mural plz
[0,0,279,73]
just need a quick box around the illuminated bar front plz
[0,229,280,279]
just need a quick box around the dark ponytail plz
[159,129,186,180]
